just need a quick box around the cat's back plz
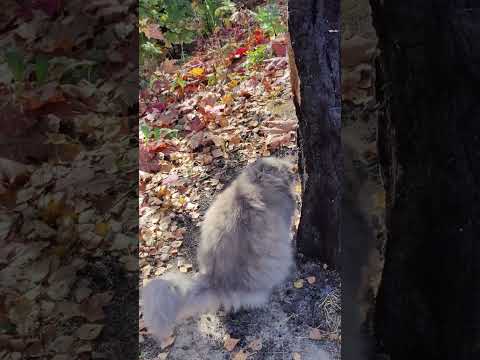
[197,175,267,275]
[200,174,255,251]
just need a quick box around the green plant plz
[35,55,49,83]
[140,124,152,141]
[4,50,51,86]
[254,3,287,38]
[171,74,187,91]
[141,124,179,142]
[244,44,269,69]
[195,0,236,34]
[5,50,26,83]
[140,0,197,47]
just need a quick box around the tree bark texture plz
[288,0,342,267]
[370,1,480,359]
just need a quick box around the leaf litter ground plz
[139,9,341,360]
[1,1,137,359]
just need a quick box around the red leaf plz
[139,144,161,173]
[144,141,178,155]
[189,117,206,133]
[144,24,164,40]
[145,102,167,114]
[228,47,249,61]
[140,142,178,173]
[0,103,38,137]
[32,0,62,16]
[252,29,267,45]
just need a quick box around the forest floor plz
[138,8,342,360]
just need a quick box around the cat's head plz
[245,156,296,189]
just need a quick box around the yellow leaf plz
[222,93,234,105]
[228,79,239,89]
[41,199,65,224]
[95,222,110,237]
[374,190,386,209]
[293,279,304,289]
[294,183,302,194]
[232,350,249,360]
[189,67,205,77]
[178,195,187,206]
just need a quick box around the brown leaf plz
[211,148,223,158]
[247,338,262,351]
[160,59,178,74]
[76,324,104,340]
[224,336,240,352]
[266,133,291,150]
[0,158,31,186]
[122,256,138,272]
[21,83,65,111]
[308,328,325,341]
[79,291,113,321]
[188,117,206,132]
[228,133,241,145]
[160,335,175,350]
[292,353,302,360]
[0,103,38,136]
[144,24,164,40]
[264,119,297,132]
[54,167,95,191]
[171,240,183,249]
[232,350,249,360]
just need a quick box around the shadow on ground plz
[140,260,339,360]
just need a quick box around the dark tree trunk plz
[288,0,342,268]
[370,1,480,359]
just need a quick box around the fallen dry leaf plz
[189,67,205,77]
[157,353,169,360]
[292,352,302,360]
[266,133,291,150]
[293,279,304,289]
[308,328,325,341]
[143,23,164,40]
[247,338,262,351]
[232,349,249,360]
[76,324,104,340]
[160,335,175,350]
[224,335,240,352]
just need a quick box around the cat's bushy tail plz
[141,272,272,341]
[141,272,220,341]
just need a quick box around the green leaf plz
[141,125,151,141]
[35,55,49,83]
[165,129,178,139]
[254,3,286,38]
[153,127,161,140]
[5,50,25,82]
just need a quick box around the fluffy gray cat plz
[142,157,296,341]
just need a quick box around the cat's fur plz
[142,157,296,341]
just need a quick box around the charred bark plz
[370,1,480,359]
[288,0,341,268]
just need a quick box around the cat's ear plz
[253,161,266,181]
[248,159,267,182]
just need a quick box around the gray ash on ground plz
[140,259,340,360]
[79,257,139,360]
